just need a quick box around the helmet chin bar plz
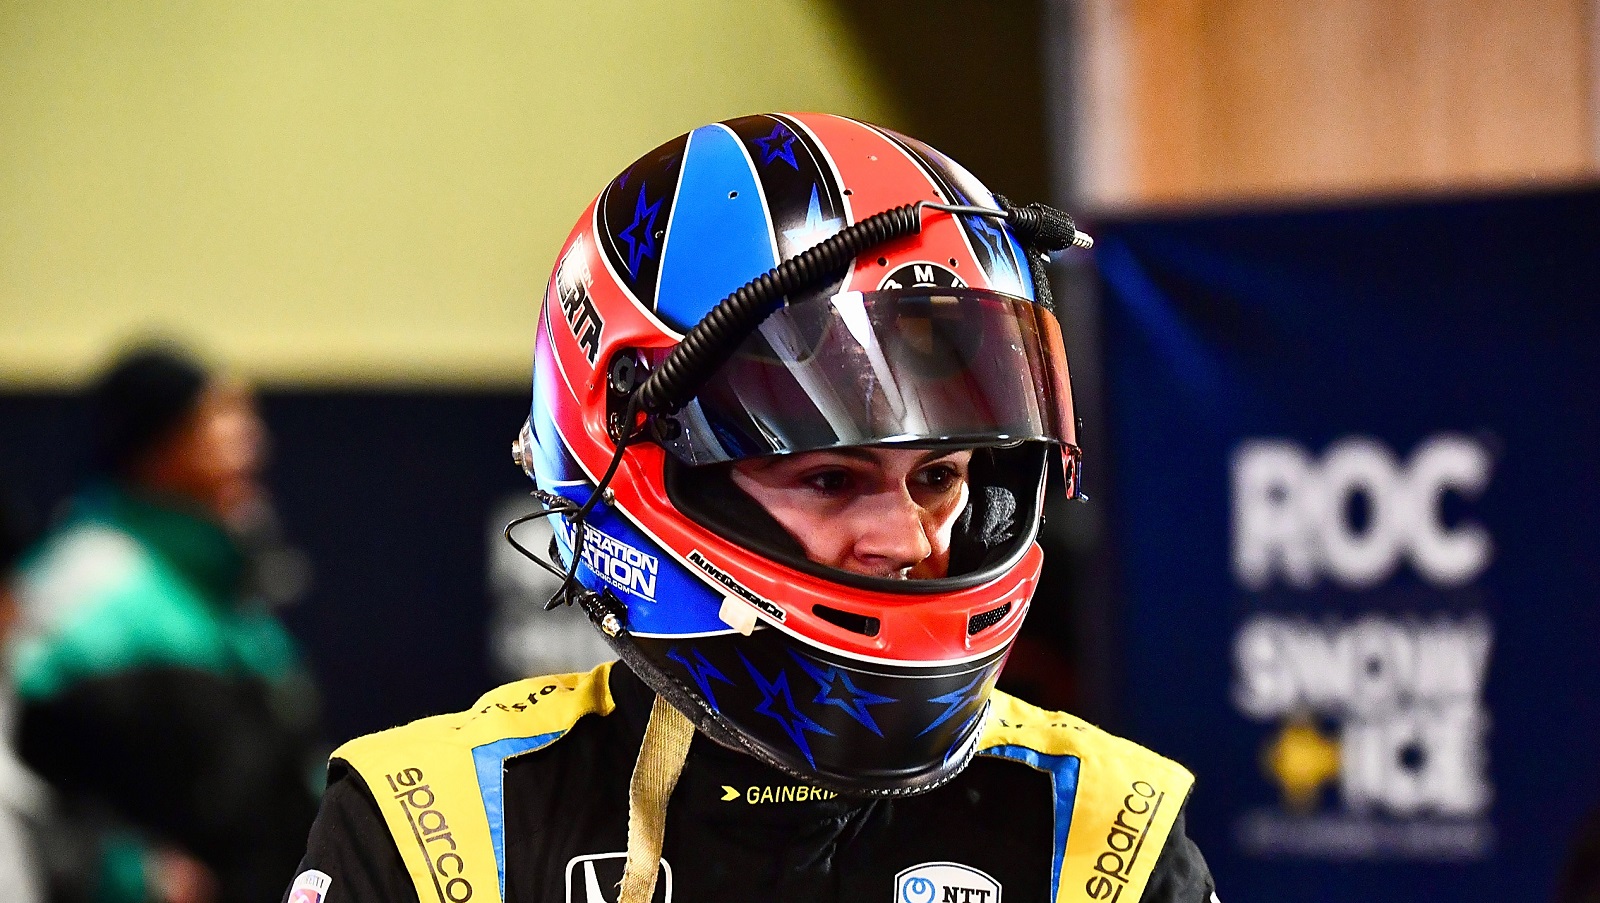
[578,583,995,798]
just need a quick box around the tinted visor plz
[652,289,1076,467]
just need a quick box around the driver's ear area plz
[945,445,1044,576]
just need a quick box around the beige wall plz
[1073,0,1600,210]
[0,1,901,387]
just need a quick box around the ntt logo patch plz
[894,862,1000,903]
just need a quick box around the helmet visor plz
[653,289,1076,467]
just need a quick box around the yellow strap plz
[618,696,695,903]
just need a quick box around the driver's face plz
[729,447,973,580]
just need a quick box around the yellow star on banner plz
[1262,716,1341,813]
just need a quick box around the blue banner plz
[1097,188,1600,901]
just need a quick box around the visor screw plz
[599,612,624,637]
[608,355,637,394]
[511,435,524,469]
[600,487,615,504]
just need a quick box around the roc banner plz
[1094,188,1600,902]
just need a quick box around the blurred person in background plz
[0,481,46,903]
[11,342,324,903]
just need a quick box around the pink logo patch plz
[288,869,331,903]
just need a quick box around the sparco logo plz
[556,235,604,364]
[386,767,473,902]
[1085,781,1164,901]
[687,550,785,622]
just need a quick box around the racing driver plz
[283,113,1217,903]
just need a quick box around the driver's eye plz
[803,469,852,494]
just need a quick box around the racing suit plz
[285,662,1214,902]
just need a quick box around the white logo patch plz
[565,852,672,903]
[562,522,661,601]
[287,869,331,903]
[894,861,1001,903]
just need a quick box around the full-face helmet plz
[514,113,1085,796]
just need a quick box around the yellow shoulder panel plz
[978,691,1195,903]
[333,662,615,903]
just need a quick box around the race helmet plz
[512,113,1086,796]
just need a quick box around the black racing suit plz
[285,664,1213,902]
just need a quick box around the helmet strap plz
[618,695,696,903]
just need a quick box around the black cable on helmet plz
[632,200,1091,418]
[635,203,924,417]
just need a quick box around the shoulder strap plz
[978,692,1194,903]
[334,663,616,903]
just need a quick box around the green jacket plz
[14,484,320,903]
[15,484,301,699]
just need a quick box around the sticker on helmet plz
[687,550,785,622]
[562,520,661,601]
[556,235,604,365]
[894,862,1001,903]
[878,262,965,291]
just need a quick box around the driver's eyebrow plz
[915,448,969,466]
[808,447,967,466]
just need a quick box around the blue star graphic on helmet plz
[738,651,832,768]
[667,646,734,712]
[789,651,895,737]
[967,214,1019,284]
[617,184,664,275]
[753,123,799,169]
[917,671,986,738]
[782,184,842,253]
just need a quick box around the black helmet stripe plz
[722,114,851,302]
[596,132,690,312]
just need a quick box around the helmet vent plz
[812,604,881,637]
[966,602,1013,635]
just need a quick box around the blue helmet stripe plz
[655,123,779,332]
